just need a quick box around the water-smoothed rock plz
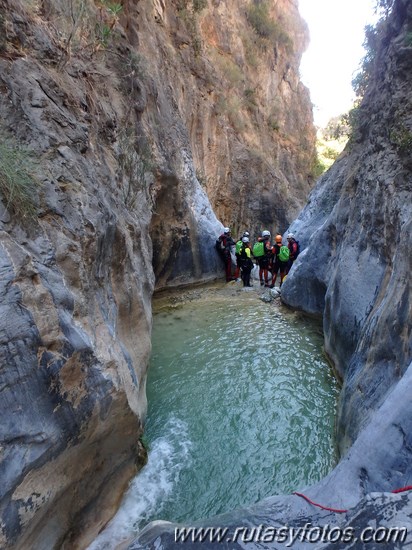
[282,0,412,452]
[0,60,153,547]
[132,492,412,550]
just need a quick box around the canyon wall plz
[0,0,315,547]
[119,0,315,285]
[0,2,154,545]
[282,0,412,454]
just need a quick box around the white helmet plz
[243,231,250,237]
[287,233,295,239]
[242,236,249,243]
[224,227,230,234]
[262,230,271,237]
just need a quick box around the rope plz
[391,485,412,494]
[292,492,347,513]
[293,485,412,513]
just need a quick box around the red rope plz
[292,492,347,513]
[391,485,412,494]
[293,485,412,513]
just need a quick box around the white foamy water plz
[87,417,192,550]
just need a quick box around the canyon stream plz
[89,282,340,549]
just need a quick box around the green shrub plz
[314,121,348,176]
[123,52,149,79]
[389,125,412,153]
[246,2,275,39]
[193,0,207,12]
[100,0,123,17]
[176,3,203,56]
[94,1,123,47]
[0,135,40,219]
[244,88,257,105]
[213,53,243,86]
[213,95,246,132]
[340,104,361,142]
[56,0,124,65]
[214,95,228,116]
[192,35,202,56]
[95,23,112,46]
[177,0,207,13]
[323,115,351,140]
[352,2,396,99]
[311,156,327,179]
[246,1,292,50]
[352,24,379,98]
[267,116,279,132]
[176,0,191,11]
[241,32,259,68]
[226,97,245,132]
[117,126,154,209]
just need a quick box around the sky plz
[298,0,378,127]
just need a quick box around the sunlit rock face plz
[123,0,315,275]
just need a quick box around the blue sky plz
[298,0,378,127]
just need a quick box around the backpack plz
[235,240,243,255]
[278,245,290,262]
[252,241,265,257]
[215,238,224,252]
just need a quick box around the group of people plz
[215,228,299,288]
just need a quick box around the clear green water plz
[88,287,339,549]
[145,290,339,522]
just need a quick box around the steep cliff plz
[282,0,412,454]
[120,0,315,285]
[0,2,154,547]
[0,0,315,547]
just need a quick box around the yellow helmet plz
[275,234,282,243]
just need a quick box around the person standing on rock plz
[234,231,250,281]
[238,236,254,287]
[253,230,272,286]
[270,234,289,288]
[286,233,300,275]
[216,227,235,282]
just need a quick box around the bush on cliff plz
[0,134,40,219]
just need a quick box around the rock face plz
[0,28,152,550]
[133,491,412,550]
[120,0,315,281]
[282,0,412,453]
[0,0,315,548]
